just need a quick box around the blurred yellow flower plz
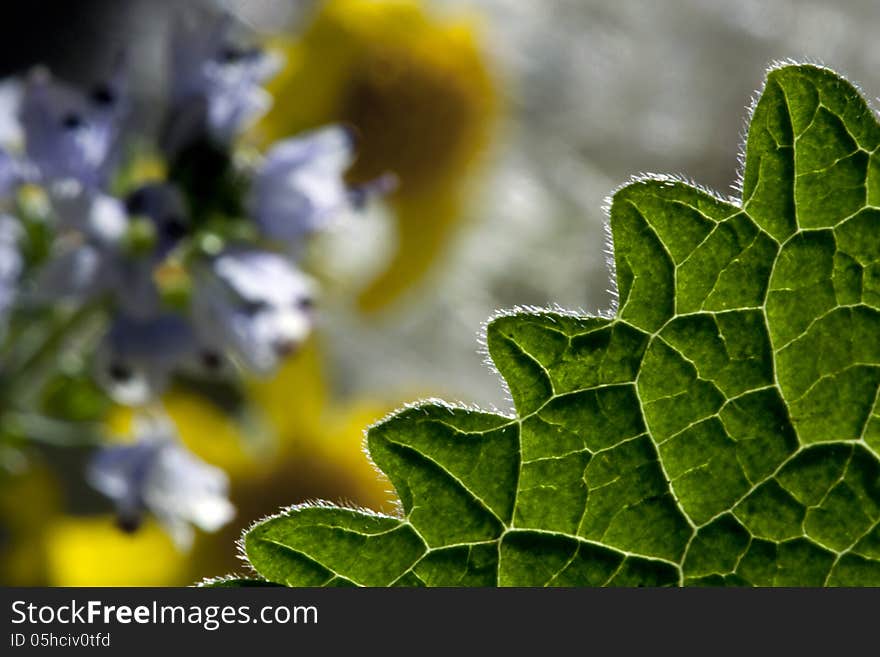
[258,0,498,311]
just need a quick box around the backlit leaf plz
[238,64,880,586]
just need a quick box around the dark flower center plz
[116,512,143,534]
[61,112,84,130]
[90,83,116,106]
[217,44,260,63]
[201,350,223,370]
[108,362,133,382]
[163,215,188,241]
[125,188,148,215]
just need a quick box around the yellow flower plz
[258,0,498,311]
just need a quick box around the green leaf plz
[240,64,880,586]
[197,576,281,588]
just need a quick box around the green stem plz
[2,411,105,447]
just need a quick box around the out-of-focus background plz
[3,0,880,585]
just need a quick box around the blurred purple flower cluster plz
[0,11,386,546]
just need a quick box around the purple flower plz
[164,12,280,155]
[20,66,127,190]
[92,247,316,402]
[191,249,315,374]
[94,314,197,405]
[87,414,234,549]
[124,182,189,257]
[248,126,356,246]
[51,187,128,243]
[34,191,162,318]
[37,183,193,320]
